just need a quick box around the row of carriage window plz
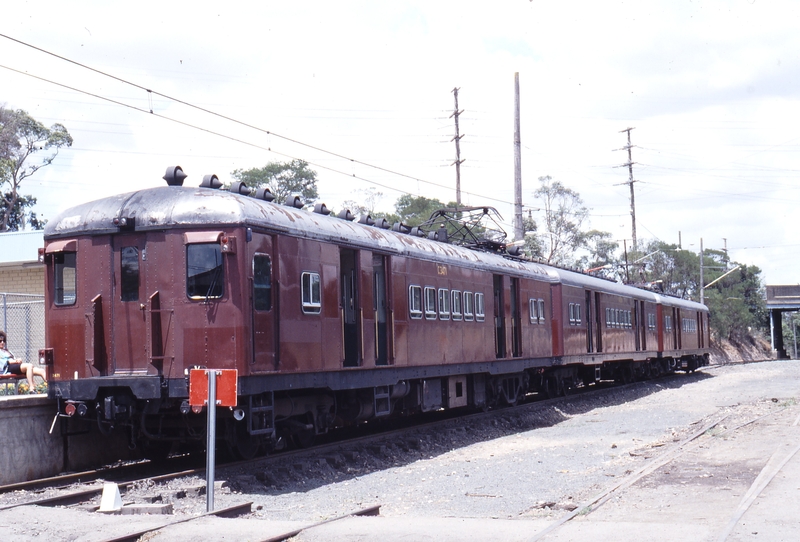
[408,285,486,322]
[53,246,698,337]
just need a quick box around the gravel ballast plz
[1,360,798,541]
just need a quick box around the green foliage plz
[340,188,397,222]
[632,240,699,297]
[577,229,620,280]
[231,159,319,205]
[533,176,591,266]
[393,194,450,227]
[0,107,72,231]
[3,193,45,231]
[634,240,767,340]
[703,264,767,341]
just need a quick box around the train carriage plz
[41,169,710,457]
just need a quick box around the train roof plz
[44,185,708,312]
[553,266,708,312]
[44,185,558,282]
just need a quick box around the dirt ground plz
[1,360,798,541]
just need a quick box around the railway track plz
[0,369,708,512]
[525,391,797,542]
[0,362,784,541]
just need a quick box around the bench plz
[0,373,34,395]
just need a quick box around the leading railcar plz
[40,167,709,458]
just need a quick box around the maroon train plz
[40,167,709,457]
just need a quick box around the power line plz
[0,33,516,208]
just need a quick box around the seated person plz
[0,330,46,392]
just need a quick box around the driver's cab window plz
[187,243,224,299]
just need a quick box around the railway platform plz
[0,394,136,485]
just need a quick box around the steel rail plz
[0,467,208,511]
[97,501,254,542]
[259,505,381,542]
[525,404,791,542]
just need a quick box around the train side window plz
[576,303,582,325]
[187,243,224,299]
[475,292,485,322]
[451,290,462,321]
[424,287,437,320]
[253,254,272,311]
[409,285,423,319]
[529,298,538,324]
[53,252,77,306]
[301,272,321,314]
[464,292,474,321]
[538,299,546,324]
[568,303,575,324]
[438,288,451,320]
[665,315,672,331]
[120,246,139,302]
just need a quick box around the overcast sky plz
[2,1,799,285]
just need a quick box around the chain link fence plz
[0,293,45,365]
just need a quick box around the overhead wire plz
[0,33,515,207]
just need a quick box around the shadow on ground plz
[222,371,714,496]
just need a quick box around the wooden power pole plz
[616,127,638,251]
[451,87,465,206]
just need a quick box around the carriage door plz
[510,278,522,357]
[250,233,276,371]
[640,301,647,351]
[493,275,507,358]
[111,234,149,374]
[595,292,603,352]
[585,291,594,353]
[341,249,361,367]
[373,254,389,365]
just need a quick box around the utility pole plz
[700,237,704,305]
[513,72,523,243]
[451,87,465,206]
[615,128,638,250]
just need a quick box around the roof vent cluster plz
[161,166,450,244]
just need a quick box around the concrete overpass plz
[766,284,800,359]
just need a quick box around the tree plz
[533,176,590,266]
[231,159,318,205]
[393,194,449,227]
[340,187,392,220]
[703,263,767,342]
[0,107,73,231]
[4,193,45,231]
[578,229,620,280]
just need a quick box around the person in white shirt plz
[0,330,46,392]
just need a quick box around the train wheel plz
[290,413,317,449]
[226,419,262,460]
[141,439,173,461]
[292,428,316,449]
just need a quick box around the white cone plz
[98,482,123,513]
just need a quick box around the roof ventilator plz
[200,174,222,189]
[255,187,275,202]
[392,222,411,234]
[337,209,354,221]
[313,203,331,215]
[358,214,375,226]
[229,181,251,195]
[284,195,304,209]
[163,165,187,186]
